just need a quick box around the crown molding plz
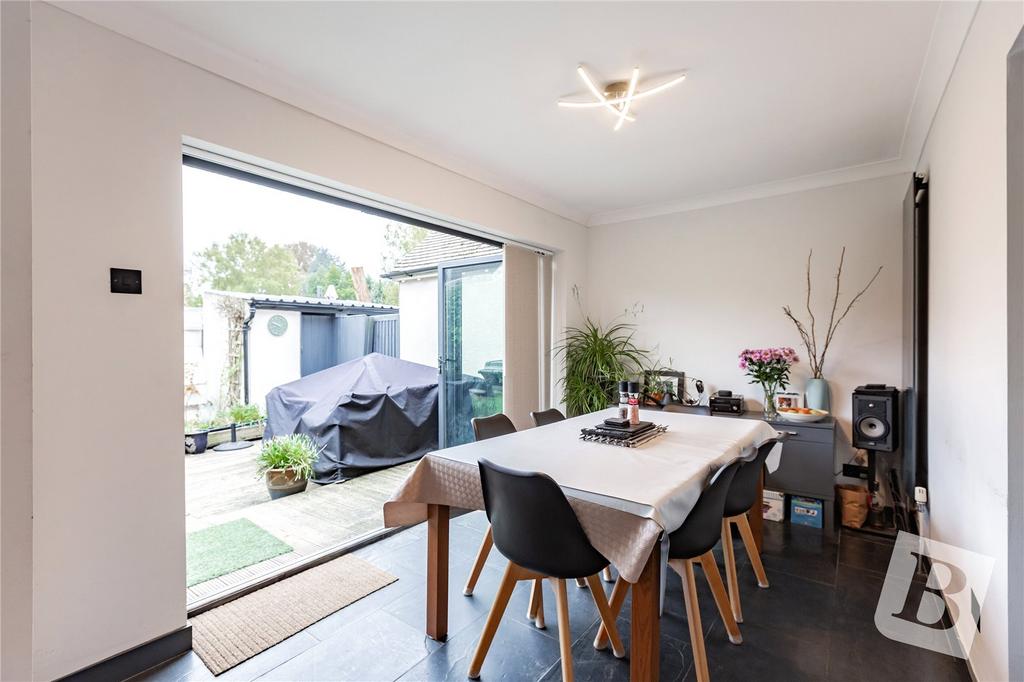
[586,158,911,226]
[46,1,590,227]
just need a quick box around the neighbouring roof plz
[204,290,398,312]
[383,231,502,279]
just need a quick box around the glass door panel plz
[438,258,504,447]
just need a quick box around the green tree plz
[382,223,428,272]
[287,242,336,274]
[303,262,356,299]
[195,233,302,295]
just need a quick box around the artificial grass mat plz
[187,518,293,587]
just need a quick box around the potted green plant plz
[256,434,318,499]
[207,403,265,446]
[184,418,214,454]
[556,316,651,417]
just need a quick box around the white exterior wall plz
[398,275,439,368]
[461,262,505,379]
[25,5,587,678]
[248,308,301,407]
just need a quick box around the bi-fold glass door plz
[438,257,505,447]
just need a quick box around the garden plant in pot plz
[184,419,214,455]
[256,434,319,500]
[783,248,882,410]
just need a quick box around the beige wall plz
[586,174,907,473]
[25,4,586,678]
[916,3,1024,680]
[1,2,35,680]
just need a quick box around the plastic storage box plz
[790,495,824,528]
[762,490,785,522]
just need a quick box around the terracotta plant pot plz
[265,468,309,500]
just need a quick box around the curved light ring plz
[575,66,635,122]
[614,66,640,131]
[557,72,687,109]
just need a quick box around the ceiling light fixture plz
[558,65,687,130]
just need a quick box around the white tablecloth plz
[384,408,779,581]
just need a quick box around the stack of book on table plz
[580,418,668,448]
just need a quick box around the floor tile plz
[837,531,896,576]
[256,610,439,681]
[397,618,562,681]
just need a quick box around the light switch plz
[110,268,142,294]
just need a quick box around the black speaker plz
[852,384,900,452]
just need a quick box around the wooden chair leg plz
[601,566,613,583]
[527,578,546,629]
[468,562,520,679]
[737,513,770,588]
[575,577,586,588]
[464,526,494,596]
[722,517,743,623]
[551,577,574,682]
[585,574,625,658]
[698,552,742,645]
[672,559,709,682]
[593,576,628,650]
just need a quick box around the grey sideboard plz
[761,415,837,533]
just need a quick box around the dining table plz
[383,407,780,681]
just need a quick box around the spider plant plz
[556,317,651,417]
[256,434,319,480]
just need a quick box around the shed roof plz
[205,290,398,312]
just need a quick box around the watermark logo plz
[875,531,994,658]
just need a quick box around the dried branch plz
[783,304,816,372]
[782,247,882,379]
[804,250,818,376]
[818,264,884,372]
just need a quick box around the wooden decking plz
[185,442,416,606]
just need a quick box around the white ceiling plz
[57,1,971,225]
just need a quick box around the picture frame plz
[775,391,802,410]
[643,370,685,405]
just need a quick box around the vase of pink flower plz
[738,347,799,420]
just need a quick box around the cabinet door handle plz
[782,430,799,436]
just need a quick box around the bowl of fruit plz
[777,407,829,423]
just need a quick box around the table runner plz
[384,409,778,582]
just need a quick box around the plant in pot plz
[256,434,319,500]
[738,347,799,420]
[556,313,651,417]
[184,418,214,454]
[783,248,882,410]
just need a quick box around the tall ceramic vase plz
[805,377,831,411]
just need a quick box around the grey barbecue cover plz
[264,353,439,483]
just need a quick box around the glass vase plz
[762,384,778,421]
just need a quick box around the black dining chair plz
[464,415,517,591]
[468,459,624,681]
[594,460,744,682]
[667,459,746,682]
[720,437,784,624]
[529,407,612,587]
[530,407,566,427]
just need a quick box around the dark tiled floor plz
[132,514,971,682]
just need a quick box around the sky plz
[182,165,395,278]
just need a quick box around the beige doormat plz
[190,554,397,675]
